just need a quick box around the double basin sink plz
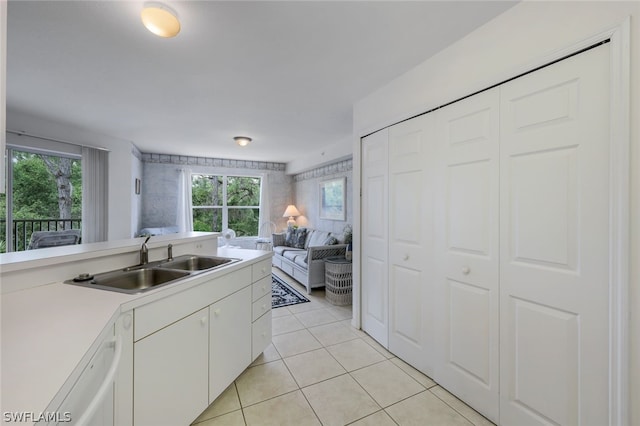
[66,255,240,294]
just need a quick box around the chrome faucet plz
[167,244,173,261]
[140,236,150,265]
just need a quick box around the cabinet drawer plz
[252,292,272,322]
[252,276,272,302]
[252,258,272,282]
[252,310,272,360]
[135,266,251,341]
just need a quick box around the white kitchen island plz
[0,233,273,426]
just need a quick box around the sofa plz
[271,227,347,294]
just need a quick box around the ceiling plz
[6,1,516,164]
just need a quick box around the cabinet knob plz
[262,304,266,310]
[213,308,221,316]
[200,316,207,326]
[403,254,409,261]
[262,267,266,273]
[462,266,470,275]
[262,285,266,291]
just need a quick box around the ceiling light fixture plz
[234,136,252,147]
[141,2,181,38]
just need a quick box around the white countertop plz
[0,245,271,420]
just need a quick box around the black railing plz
[0,219,82,252]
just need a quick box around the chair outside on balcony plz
[27,230,82,250]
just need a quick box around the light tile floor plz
[191,268,495,426]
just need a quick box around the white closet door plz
[434,88,500,423]
[388,114,435,374]
[361,129,390,347]
[499,44,610,425]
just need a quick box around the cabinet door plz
[209,286,252,402]
[361,129,389,347]
[388,113,435,375]
[433,88,500,423]
[499,43,610,426]
[134,308,209,426]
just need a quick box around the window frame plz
[4,144,83,252]
[191,173,262,236]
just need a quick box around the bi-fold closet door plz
[360,42,611,425]
[433,88,500,423]
[361,113,437,375]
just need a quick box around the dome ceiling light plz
[141,2,181,38]
[234,136,252,147]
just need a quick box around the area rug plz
[272,275,310,308]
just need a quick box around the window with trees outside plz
[1,147,82,252]
[191,174,261,237]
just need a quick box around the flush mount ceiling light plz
[234,136,252,147]
[141,2,181,38]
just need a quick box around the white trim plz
[607,17,631,426]
[353,18,631,423]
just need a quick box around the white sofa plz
[271,228,347,294]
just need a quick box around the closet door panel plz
[499,43,610,426]
[388,114,435,374]
[434,88,500,423]
[361,129,389,347]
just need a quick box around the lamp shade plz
[283,205,301,227]
[283,205,301,218]
[141,3,181,38]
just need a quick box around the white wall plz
[293,158,352,236]
[141,155,292,236]
[6,109,139,240]
[131,146,143,236]
[353,1,639,422]
[286,137,353,175]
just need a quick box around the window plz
[191,174,261,237]
[2,147,82,252]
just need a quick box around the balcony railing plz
[0,219,82,252]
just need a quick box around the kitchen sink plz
[65,255,240,294]
[70,268,190,294]
[158,255,238,271]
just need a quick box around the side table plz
[324,256,353,306]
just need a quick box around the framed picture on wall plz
[319,177,346,221]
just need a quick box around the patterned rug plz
[272,275,310,308]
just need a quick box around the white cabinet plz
[131,259,272,426]
[209,286,251,402]
[134,308,209,426]
[251,258,273,360]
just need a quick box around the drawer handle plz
[262,304,266,310]
[262,285,266,291]
[462,266,470,275]
[403,254,409,261]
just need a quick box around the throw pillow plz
[323,236,338,246]
[293,228,308,249]
[272,233,286,247]
[284,227,296,247]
